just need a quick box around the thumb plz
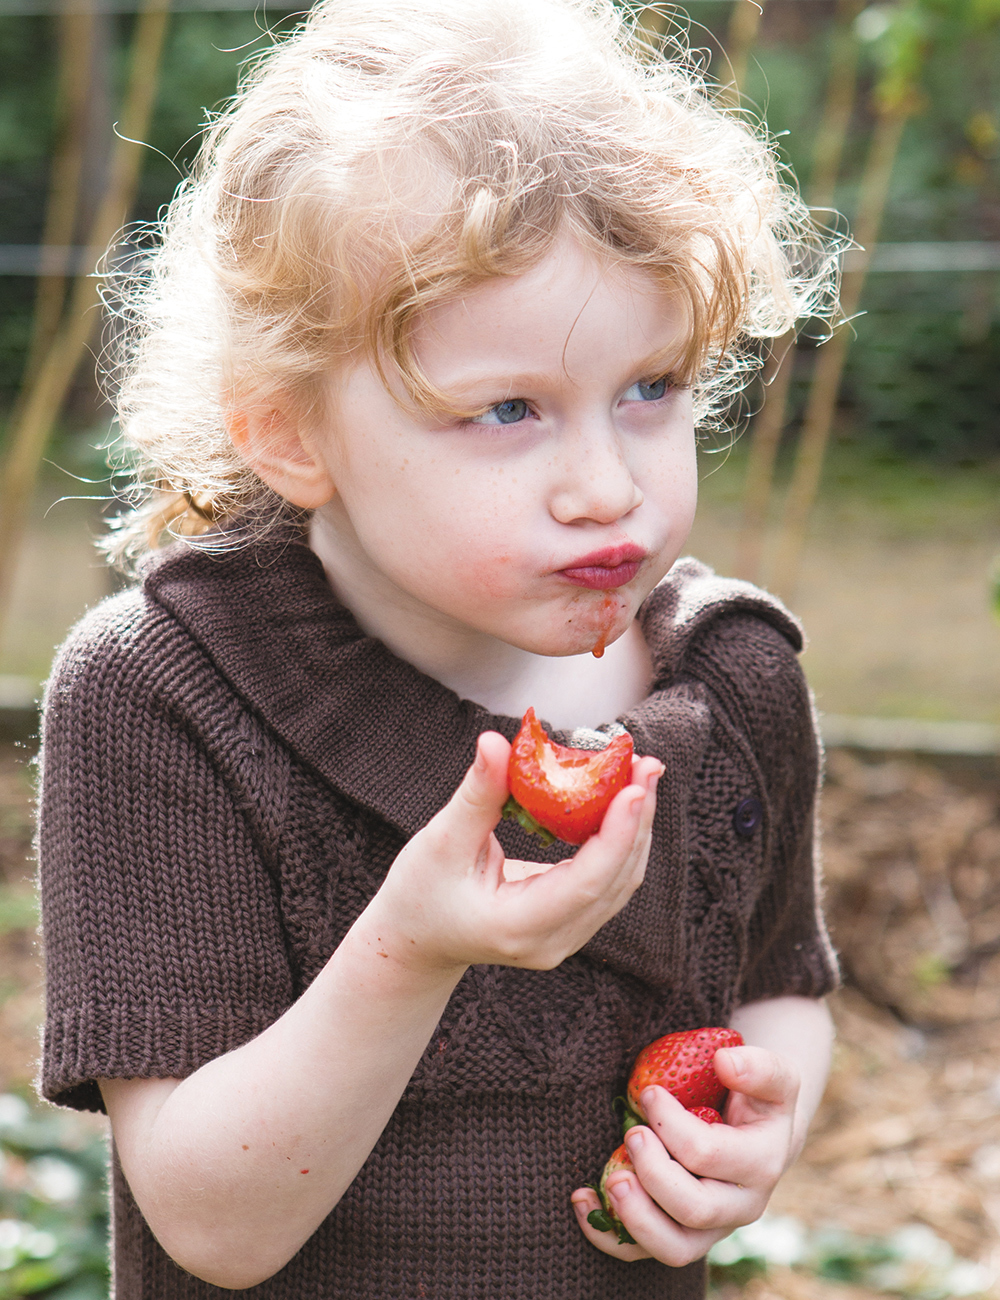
[434,731,511,846]
[714,1045,800,1113]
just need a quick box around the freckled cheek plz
[642,440,697,528]
[429,496,531,600]
[444,523,524,600]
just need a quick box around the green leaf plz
[587,1208,613,1233]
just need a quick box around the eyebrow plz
[434,349,686,403]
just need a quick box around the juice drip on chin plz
[591,594,615,659]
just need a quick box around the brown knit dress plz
[38,531,837,1300]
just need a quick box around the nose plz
[548,421,643,526]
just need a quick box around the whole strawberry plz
[627,1027,743,1121]
[586,1027,742,1244]
[586,1144,637,1246]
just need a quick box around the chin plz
[538,624,629,659]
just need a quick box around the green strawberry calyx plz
[501,795,557,846]
[612,1095,643,1133]
[593,1155,639,1247]
[586,1206,614,1233]
[586,1205,636,1246]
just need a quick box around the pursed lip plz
[556,544,647,590]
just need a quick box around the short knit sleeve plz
[38,591,296,1112]
[682,612,838,1006]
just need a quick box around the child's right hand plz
[366,731,663,975]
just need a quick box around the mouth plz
[556,544,646,591]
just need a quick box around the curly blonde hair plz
[105,0,837,565]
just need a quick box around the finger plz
[569,1187,651,1262]
[577,762,660,899]
[631,754,666,791]
[630,757,663,851]
[639,1084,792,1190]
[587,755,662,863]
[555,783,649,904]
[429,732,511,852]
[593,779,650,850]
[636,1087,733,1179]
[714,1046,800,1115]
[603,1171,723,1268]
[621,1125,751,1233]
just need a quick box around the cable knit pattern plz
[38,531,837,1300]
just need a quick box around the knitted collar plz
[144,532,802,844]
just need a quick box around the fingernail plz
[727,1049,747,1077]
[474,742,487,772]
[648,762,665,790]
[625,1129,644,1154]
[642,1087,659,1111]
[570,1192,590,1208]
[629,792,645,817]
[609,1178,631,1202]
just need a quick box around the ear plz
[227,407,336,509]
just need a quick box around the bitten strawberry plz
[503,707,634,846]
[627,1027,744,1121]
[586,1144,637,1246]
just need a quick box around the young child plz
[37,1,839,1296]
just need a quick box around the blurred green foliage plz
[0,7,300,411]
[741,2,1000,464]
[0,1094,108,1300]
[0,2,998,466]
[0,885,39,937]
[709,1216,992,1298]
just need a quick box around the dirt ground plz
[2,741,1000,1293]
[687,450,1000,727]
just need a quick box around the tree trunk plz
[770,104,911,601]
[733,0,864,583]
[733,335,795,580]
[717,0,768,109]
[809,0,867,210]
[21,2,99,389]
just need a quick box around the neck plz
[308,509,653,730]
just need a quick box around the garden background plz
[1,1,1000,1297]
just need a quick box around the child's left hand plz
[570,1044,799,1265]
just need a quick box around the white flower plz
[709,1216,807,1268]
[0,1096,30,1129]
[23,1229,58,1260]
[0,1218,29,1271]
[26,1155,84,1204]
[855,6,893,42]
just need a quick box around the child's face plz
[311,234,697,659]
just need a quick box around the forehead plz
[410,236,689,391]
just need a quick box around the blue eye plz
[471,399,530,426]
[622,376,669,402]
